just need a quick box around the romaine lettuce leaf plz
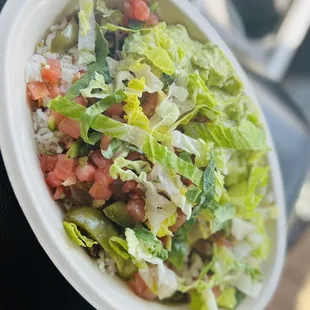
[143,135,203,187]
[150,99,180,132]
[123,92,150,130]
[149,164,193,220]
[80,72,112,99]
[66,28,110,100]
[184,120,268,151]
[78,0,97,64]
[134,227,168,261]
[216,287,237,310]
[172,130,213,167]
[123,23,175,75]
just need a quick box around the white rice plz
[33,109,63,155]
[97,250,117,276]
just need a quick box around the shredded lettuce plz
[217,287,237,309]
[80,72,112,99]
[63,221,98,248]
[143,135,203,187]
[123,93,150,130]
[78,0,97,64]
[66,28,110,100]
[184,120,268,151]
[150,99,180,132]
[149,164,193,220]
[172,130,213,167]
[81,89,126,144]
[123,23,175,75]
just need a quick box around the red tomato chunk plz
[58,117,81,139]
[27,82,50,100]
[46,171,63,188]
[75,163,96,182]
[41,59,61,84]
[40,154,58,174]
[53,155,76,181]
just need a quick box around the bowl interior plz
[0,0,286,309]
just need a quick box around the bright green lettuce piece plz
[80,72,112,99]
[124,92,150,130]
[81,90,126,144]
[192,43,243,94]
[184,120,268,151]
[96,1,123,23]
[172,130,213,167]
[134,227,168,261]
[189,288,218,310]
[66,27,110,100]
[150,99,180,132]
[229,166,269,218]
[149,164,193,219]
[63,221,98,248]
[123,23,175,75]
[143,135,203,186]
[101,138,123,159]
[176,153,216,241]
[155,213,177,238]
[209,201,235,233]
[216,287,237,309]
[78,0,96,64]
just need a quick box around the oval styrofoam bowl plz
[0,0,286,309]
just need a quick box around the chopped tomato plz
[53,154,76,181]
[100,136,112,151]
[53,186,65,200]
[46,83,60,99]
[62,173,77,187]
[73,96,88,107]
[58,117,80,139]
[75,163,96,182]
[46,171,63,188]
[27,82,50,100]
[146,13,158,25]
[90,150,112,169]
[95,165,114,186]
[128,273,157,300]
[132,0,150,21]
[40,154,58,173]
[106,103,124,117]
[89,182,113,200]
[50,110,65,126]
[41,59,61,83]
[124,0,135,19]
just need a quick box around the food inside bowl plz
[25,0,278,308]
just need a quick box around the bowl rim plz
[0,0,287,309]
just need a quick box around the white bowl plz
[0,0,286,309]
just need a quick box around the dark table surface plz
[1,1,310,310]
